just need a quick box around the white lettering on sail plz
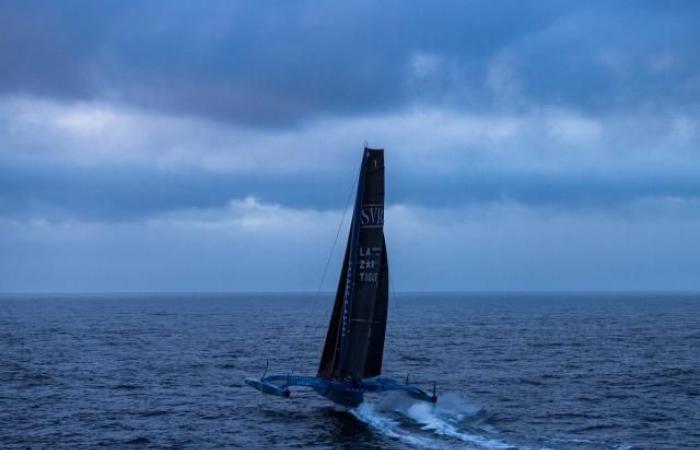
[339,246,354,362]
[359,272,378,282]
[357,246,381,284]
[359,205,384,228]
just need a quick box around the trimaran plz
[246,147,437,407]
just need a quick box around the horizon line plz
[2,289,699,296]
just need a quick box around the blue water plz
[1,293,699,449]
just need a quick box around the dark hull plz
[313,387,364,408]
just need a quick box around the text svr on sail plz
[360,205,384,228]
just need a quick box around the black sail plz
[318,148,387,383]
[362,236,388,378]
[317,238,350,379]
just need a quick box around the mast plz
[318,148,388,383]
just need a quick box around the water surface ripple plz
[1,293,698,449]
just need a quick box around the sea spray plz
[373,391,526,450]
[406,401,513,449]
[351,402,447,449]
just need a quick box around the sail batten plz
[318,148,387,383]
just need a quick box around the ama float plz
[245,147,437,407]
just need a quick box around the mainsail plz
[318,148,387,383]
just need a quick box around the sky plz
[1,1,699,292]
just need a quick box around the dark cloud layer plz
[2,160,699,222]
[2,1,698,126]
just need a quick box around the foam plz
[405,402,513,449]
[351,402,447,449]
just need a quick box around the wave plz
[404,402,514,449]
[351,392,536,450]
[351,402,447,449]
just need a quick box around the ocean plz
[1,293,698,449]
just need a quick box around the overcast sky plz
[1,1,699,292]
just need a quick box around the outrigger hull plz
[245,375,437,408]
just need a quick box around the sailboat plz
[245,147,437,407]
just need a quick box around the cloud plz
[1,95,699,224]
[0,196,348,292]
[2,96,698,173]
[2,197,700,292]
[146,196,344,232]
[2,2,700,291]
[1,2,698,126]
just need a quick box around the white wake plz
[351,392,534,450]
[351,402,447,449]
[404,401,514,449]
